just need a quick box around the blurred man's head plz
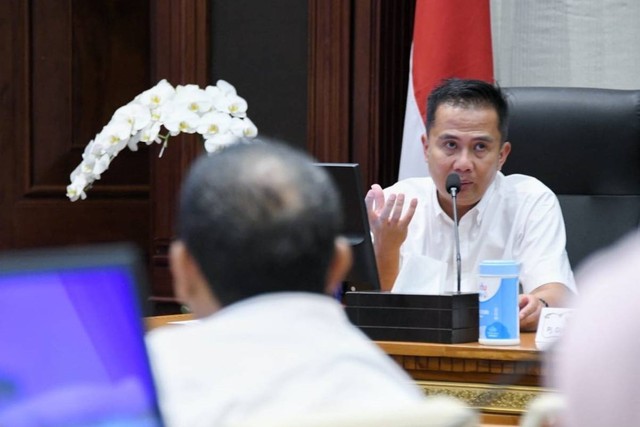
[169,139,352,316]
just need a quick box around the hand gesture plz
[365,184,418,252]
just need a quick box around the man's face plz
[423,103,511,218]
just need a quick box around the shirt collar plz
[431,182,451,221]
[431,172,503,225]
[473,172,503,225]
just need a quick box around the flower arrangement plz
[66,79,258,201]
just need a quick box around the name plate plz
[535,307,574,350]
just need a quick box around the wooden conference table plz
[146,314,547,426]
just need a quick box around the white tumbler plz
[478,260,520,345]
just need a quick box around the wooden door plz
[0,0,152,253]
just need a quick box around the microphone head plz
[446,173,461,195]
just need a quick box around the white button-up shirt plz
[146,293,425,427]
[384,172,577,295]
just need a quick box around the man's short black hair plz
[176,138,343,307]
[426,78,509,142]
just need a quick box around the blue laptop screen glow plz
[0,247,163,426]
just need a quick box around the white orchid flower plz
[68,79,258,201]
[79,155,97,173]
[230,117,258,138]
[66,175,88,201]
[197,111,232,139]
[240,117,258,137]
[205,85,223,102]
[151,102,176,125]
[88,136,109,157]
[204,133,239,153]
[94,126,127,156]
[102,121,132,142]
[113,103,152,134]
[227,95,248,118]
[127,132,142,151]
[82,139,99,157]
[163,107,200,135]
[69,164,84,182]
[214,94,248,118]
[93,153,111,176]
[136,79,176,109]
[216,79,238,96]
[139,122,163,144]
[174,85,212,114]
[77,154,106,181]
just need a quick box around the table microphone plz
[446,173,462,293]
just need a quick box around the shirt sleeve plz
[514,189,577,294]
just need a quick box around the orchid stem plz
[158,133,171,158]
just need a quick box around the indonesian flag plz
[398,0,494,180]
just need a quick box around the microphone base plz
[344,291,479,344]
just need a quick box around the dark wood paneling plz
[352,0,382,186]
[30,0,150,193]
[0,0,26,249]
[70,0,151,189]
[147,0,414,303]
[376,0,415,187]
[0,0,151,251]
[307,0,351,162]
[149,0,209,306]
[13,200,149,250]
[308,0,414,188]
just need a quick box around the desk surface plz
[378,333,540,361]
[145,313,193,331]
[145,313,540,359]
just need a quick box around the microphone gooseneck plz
[446,173,462,294]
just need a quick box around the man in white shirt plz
[146,140,426,427]
[366,78,576,330]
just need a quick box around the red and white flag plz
[398,0,494,180]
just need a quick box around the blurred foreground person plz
[551,229,640,427]
[146,139,428,427]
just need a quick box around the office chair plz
[501,87,640,271]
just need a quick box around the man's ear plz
[324,237,353,295]
[421,133,429,162]
[169,241,197,305]
[498,141,512,170]
[169,240,220,317]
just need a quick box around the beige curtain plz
[491,0,640,89]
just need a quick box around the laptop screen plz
[0,243,164,426]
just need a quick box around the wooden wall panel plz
[308,0,414,188]
[0,0,25,249]
[307,0,351,162]
[374,0,415,187]
[0,0,151,253]
[145,0,415,307]
[148,0,209,309]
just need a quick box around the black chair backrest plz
[502,87,640,270]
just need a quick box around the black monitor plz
[316,163,381,292]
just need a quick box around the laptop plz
[316,163,381,292]
[0,243,164,426]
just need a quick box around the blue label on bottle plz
[478,276,519,342]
